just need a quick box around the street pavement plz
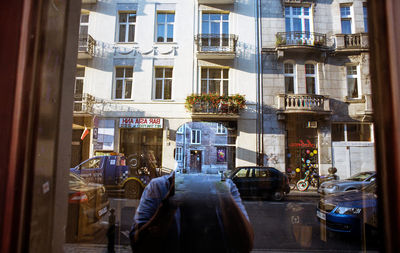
[64,189,380,252]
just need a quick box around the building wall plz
[261,0,374,177]
[75,0,258,170]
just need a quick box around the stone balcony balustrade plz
[277,94,331,115]
[78,34,96,59]
[334,33,369,51]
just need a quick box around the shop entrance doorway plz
[190,150,202,173]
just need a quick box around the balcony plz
[198,0,234,3]
[73,93,95,114]
[334,33,369,52]
[276,32,327,49]
[186,94,245,119]
[277,94,330,116]
[195,34,238,59]
[78,34,95,59]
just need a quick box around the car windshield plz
[347,172,374,181]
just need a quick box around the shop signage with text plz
[119,118,163,129]
[288,139,316,148]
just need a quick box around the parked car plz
[229,166,290,201]
[316,181,378,237]
[66,173,110,242]
[318,171,376,195]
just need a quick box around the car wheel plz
[271,191,284,201]
[124,181,142,199]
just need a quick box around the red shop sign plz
[288,139,316,148]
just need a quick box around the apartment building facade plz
[261,0,374,179]
[72,0,258,172]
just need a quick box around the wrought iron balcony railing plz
[277,94,330,113]
[276,32,327,47]
[195,34,238,54]
[78,34,95,57]
[74,93,95,113]
[334,33,369,50]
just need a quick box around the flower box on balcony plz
[185,94,245,114]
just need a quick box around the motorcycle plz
[296,169,319,191]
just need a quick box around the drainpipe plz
[255,0,264,165]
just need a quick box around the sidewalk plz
[287,188,319,198]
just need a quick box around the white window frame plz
[340,4,353,34]
[283,62,296,94]
[333,123,373,143]
[346,65,361,99]
[285,6,312,32]
[114,66,133,100]
[200,68,229,95]
[305,63,318,95]
[175,147,183,161]
[156,12,175,42]
[201,12,229,35]
[154,67,173,100]
[216,123,227,134]
[191,129,201,144]
[79,13,89,35]
[117,12,136,43]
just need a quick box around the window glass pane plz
[157,24,165,42]
[128,25,135,42]
[202,21,209,34]
[128,13,136,22]
[119,13,127,23]
[125,67,133,77]
[223,69,229,79]
[210,14,220,21]
[165,68,173,78]
[222,22,229,35]
[76,68,85,77]
[115,80,123,98]
[164,79,172,99]
[201,80,207,94]
[284,63,293,74]
[347,77,358,98]
[201,68,207,78]
[209,80,220,94]
[332,124,345,141]
[155,68,164,78]
[125,80,132,99]
[304,19,310,32]
[347,124,371,141]
[119,25,126,42]
[347,65,357,75]
[209,69,221,79]
[285,77,294,94]
[158,13,166,23]
[211,22,220,34]
[116,68,124,77]
[223,81,228,95]
[74,80,83,95]
[155,80,162,99]
[293,7,301,15]
[293,18,301,31]
[202,13,209,21]
[222,14,229,20]
[167,13,174,22]
[306,77,315,94]
[341,20,352,34]
[304,7,309,16]
[305,64,314,74]
[167,24,174,42]
[80,14,89,23]
[285,18,291,32]
[285,7,290,16]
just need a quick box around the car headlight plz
[334,207,362,215]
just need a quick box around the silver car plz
[318,171,376,195]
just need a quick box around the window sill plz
[154,42,177,45]
[116,42,138,45]
[151,99,175,102]
[344,96,366,103]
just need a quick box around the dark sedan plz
[229,166,290,201]
[66,173,110,242]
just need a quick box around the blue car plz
[316,182,377,236]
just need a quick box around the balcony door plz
[201,13,229,49]
[78,13,89,51]
[74,68,85,111]
[285,6,312,45]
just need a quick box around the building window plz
[157,12,174,42]
[201,68,229,95]
[285,6,311,43]
[332,123,372,142]
[305,63,317,94]
[74,68,85,111]
[155,67,172,100]
[284,63,295,94]
[346,65,360,98]
[216,123,227,134]
[191,129,201,144]
[118,12,136,42]
[175,147,183,161]
[201,13,229,47]
[216,147,227,163]
[115,67,133,99]
[340,5,352,34]
[79,13,89,36]
[363,4,368,32]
